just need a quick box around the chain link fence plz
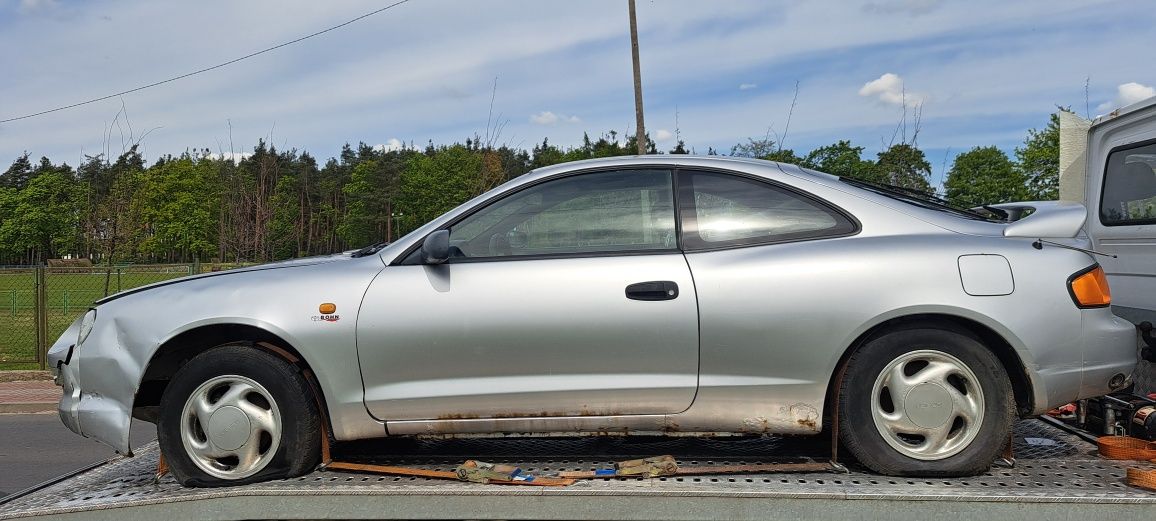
[0,267,39,367]
[0,264,196,368]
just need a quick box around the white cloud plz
[858,73,927,107]
[373,138,407,153]
[654,129,674,142]
[1096,82,1156,112]
[529,111,581,125]
[739,83,757,90]
[530,111,558,125]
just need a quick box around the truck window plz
[1101,143,1156,226]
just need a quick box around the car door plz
[357,168,699,421]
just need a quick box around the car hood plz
[93,253,356,305]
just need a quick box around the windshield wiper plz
[840,177,996,221]
[350,241,389,258]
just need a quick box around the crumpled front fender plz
[49,311,137,455]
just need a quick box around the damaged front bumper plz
[48,314,134,456]
[48,316,82,435]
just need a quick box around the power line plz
[1,0,414,124]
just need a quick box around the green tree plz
[398,145,483,235]
[762,148,803,165]
[802,140,879,182]
[728,137,804,165]
[563,131,642,161]
[530,138,566,169]
[1,152,34,190]
[339,154,408,247]
[730,137,777,158]
[0,166,82,262]
[1016,112,1061,200]
[0,187,18,262]
[95,147,146,266]
[623,132,658,155]
[266,151,322,259]
[944,146,1026,208]
[876,143,932,193]
[135,155,220,262]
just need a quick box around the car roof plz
[524,154,821,180]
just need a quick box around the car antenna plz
[1031,239,1118,258]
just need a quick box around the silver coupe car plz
[48,156,1138,486]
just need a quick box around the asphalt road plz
[0,414,155,498]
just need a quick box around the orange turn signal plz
[1068,265,1111,308]
[319,303,337,314]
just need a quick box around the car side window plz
[679,170,856,250]
[447,169,676,259]
[1101,143,1156,226]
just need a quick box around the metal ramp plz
[2,419,1154,520]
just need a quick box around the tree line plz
[0,114,1059,266]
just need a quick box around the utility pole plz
[628,0,646,155]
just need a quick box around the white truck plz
[1060,98,1156,392]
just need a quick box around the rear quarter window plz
[679,170,858,250]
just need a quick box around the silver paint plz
[47,156,1136,461]
[358,255,699,421]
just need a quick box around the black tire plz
[838,327,1015,477]
[158,345,321,487]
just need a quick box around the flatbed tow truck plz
[2,416,1154,521]
[6,99,1156,521]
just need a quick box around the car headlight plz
[78,309,97,346]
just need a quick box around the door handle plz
[625,281,679,301]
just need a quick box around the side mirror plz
[421,230,451,264]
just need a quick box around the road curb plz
[0,371,52,383]
[0,402,56,414]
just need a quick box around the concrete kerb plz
[0,402,56,414]
[0,371,53,383]
[0,374,59,414]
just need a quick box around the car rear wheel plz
[158,345,321,487]
[838,327,1015,476]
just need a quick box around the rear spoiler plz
[994,201,1091,239]
[976,201,1088,238]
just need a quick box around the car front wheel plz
[838,327,1015,476]
[158,345,321,487]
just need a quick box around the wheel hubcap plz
[180,375,281,480]
[904,383,953,429]
[870,350,984,461]
[206,406,251,451]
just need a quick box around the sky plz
[1,0,1155,187]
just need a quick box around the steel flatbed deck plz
[2,419,1154,520]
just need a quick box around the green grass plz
[0,267,192,367]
